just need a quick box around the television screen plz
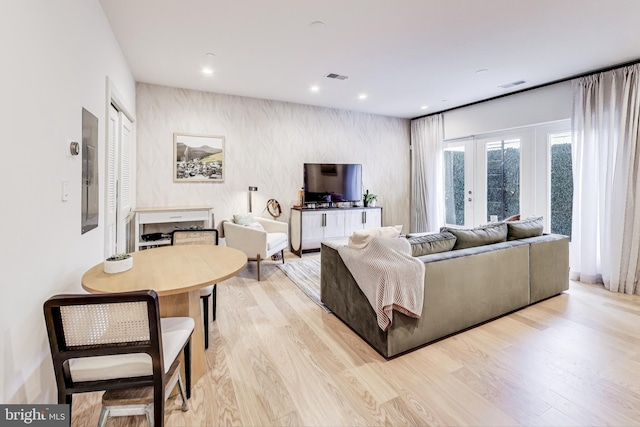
[304,163,362,203]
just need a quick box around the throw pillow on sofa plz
[506,216,544,240]
[348,225,402,249]
[440,222,507,250]
[406,232,456,256]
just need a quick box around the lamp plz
[248,186,258,212]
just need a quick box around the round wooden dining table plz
[82,245,247,385]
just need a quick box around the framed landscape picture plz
[174,133,225,182]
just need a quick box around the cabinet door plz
[323,210,346,239]
[344,210,364,235]
[301,211,326,243]
[363,208,382,229]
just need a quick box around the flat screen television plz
[304,163,362,203]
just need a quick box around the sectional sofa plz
[320,219,569,358]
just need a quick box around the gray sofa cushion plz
[406,232,456,256]
[520,234,570,303]
[507,216,544,240]
[440,222,508,249]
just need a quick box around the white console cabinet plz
[290,207,382,255]
[134,206,214,251]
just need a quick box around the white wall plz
[0,0,135,403]
[443,81,572,140]
[136,84,411,231]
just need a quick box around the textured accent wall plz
[136,83,411,231]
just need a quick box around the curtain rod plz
[411,57,640,121]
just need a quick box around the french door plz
[443,120,571,231]
[444,140,473,226]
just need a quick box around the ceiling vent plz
[325,73,349,80]
[498,80,527,89]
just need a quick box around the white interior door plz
[105,105,118,256]
[117,113,133,254]
[105,103,134,257]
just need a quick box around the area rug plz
[277,258,331,312]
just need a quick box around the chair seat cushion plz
[160,317,195,371]
[199,285,214,297]
[69,317,194,382]
[266,232,287,251]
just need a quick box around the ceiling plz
[99,0,640,119]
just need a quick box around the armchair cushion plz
[267,232,288,251]
[255,217,288,234]
[246,222,265,231]
[233,213,255,226]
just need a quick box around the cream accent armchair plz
[224,217,288,281]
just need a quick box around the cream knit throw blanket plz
[338,237,425,331]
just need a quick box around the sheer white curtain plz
[571,64,640,294]
[410,114,444,232]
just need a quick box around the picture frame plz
[174,133,225,182]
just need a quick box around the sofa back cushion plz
[440,222,508,249]
[406,232,456,256]
[506,216,544,240]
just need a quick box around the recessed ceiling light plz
[202,53,215,75]
[310,85,320,92]
[358,93,368,100]
[420,105,429,110]
[475,68,489,74]
[309,21,326,29]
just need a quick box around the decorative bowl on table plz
[104,253,133,274]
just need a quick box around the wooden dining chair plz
[171,228,218,349]
[43,290,193,427]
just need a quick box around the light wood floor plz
[72,254,640,426]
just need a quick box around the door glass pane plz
[444,146,465,225]
[486,139,520,221]
[549,132,572,237]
